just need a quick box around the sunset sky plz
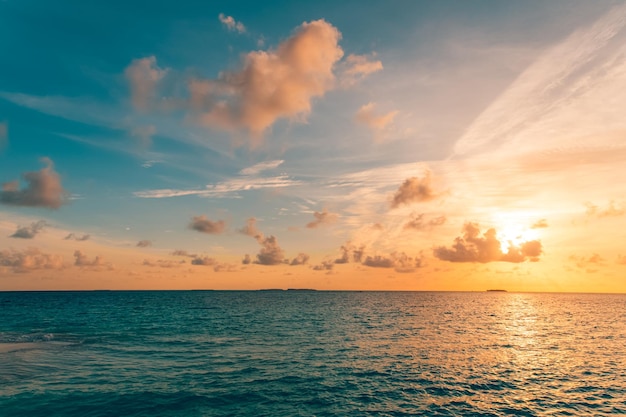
[1,0,625,291]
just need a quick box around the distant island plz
[486,289,507,292]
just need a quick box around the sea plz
[1,291,625,416]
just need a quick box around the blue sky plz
[1,1,625,291]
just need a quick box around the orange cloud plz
[335,242,365,264]
[390,172,438,209]
[355,102,398,132]
[530,219,549,229]
[190,19,344,136]
[585,201,625,218]
[434,223,543,263]
[189,216,226,234]
[1,158,68,209]
[403,213,447,231]
[125,56,167,111]
[290,253,310,266]
[362,252,425,273]
[73,250,112,270]
[136,240,152,248]
[0,248,64,273]
[306,208,338,228]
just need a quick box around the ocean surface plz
[1,291,625,416]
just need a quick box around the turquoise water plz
[1,291,625,416]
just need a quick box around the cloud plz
[64,233,90,241]
[136,240,152,248]
[239,160,284,175]
[239,217,262,238]
[191,256,217,266]
[0,248,64,273]
[218,13,246,33]
[290,253,310,266]
[585,201,625,218]
[335,242,365,264]
[342,53,383,82]
[73,250,112,270]
[171,249,196,257]
[1,158,68,209]
[125,56,167,111]
[617,255,626,265]
[390,171,438,209]
[306,208,338,228]
[143,259,180,268]
[189,215,226,234]
[10,220,47,239]
[254,235,285,265]
[569,253,604,273]
[355,102,398,133]
[403,213,447,231]
[312,260,334,271]
[362,252,425,273]
[190,19,344,136]
[134,174,300,199]
[242,254,252,264]
[530,219,549,229]
[434,223,543,263]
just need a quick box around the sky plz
[1,0,625,292]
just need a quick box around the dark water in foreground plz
[1,291,625,416]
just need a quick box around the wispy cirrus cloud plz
[134,174,301,199]
[239,160,284,176]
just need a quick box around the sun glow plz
[497,225,540,252]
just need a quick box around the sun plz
[497,224,540,253]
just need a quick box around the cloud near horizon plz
[362,252,425,273]
[189,216,226,234]
[434,223,543,263]
[136,240,152,248]
[0,248,64,273]
[1,158,68,209]
[73,250,112,270]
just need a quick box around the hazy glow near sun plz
[498,225,540,252]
